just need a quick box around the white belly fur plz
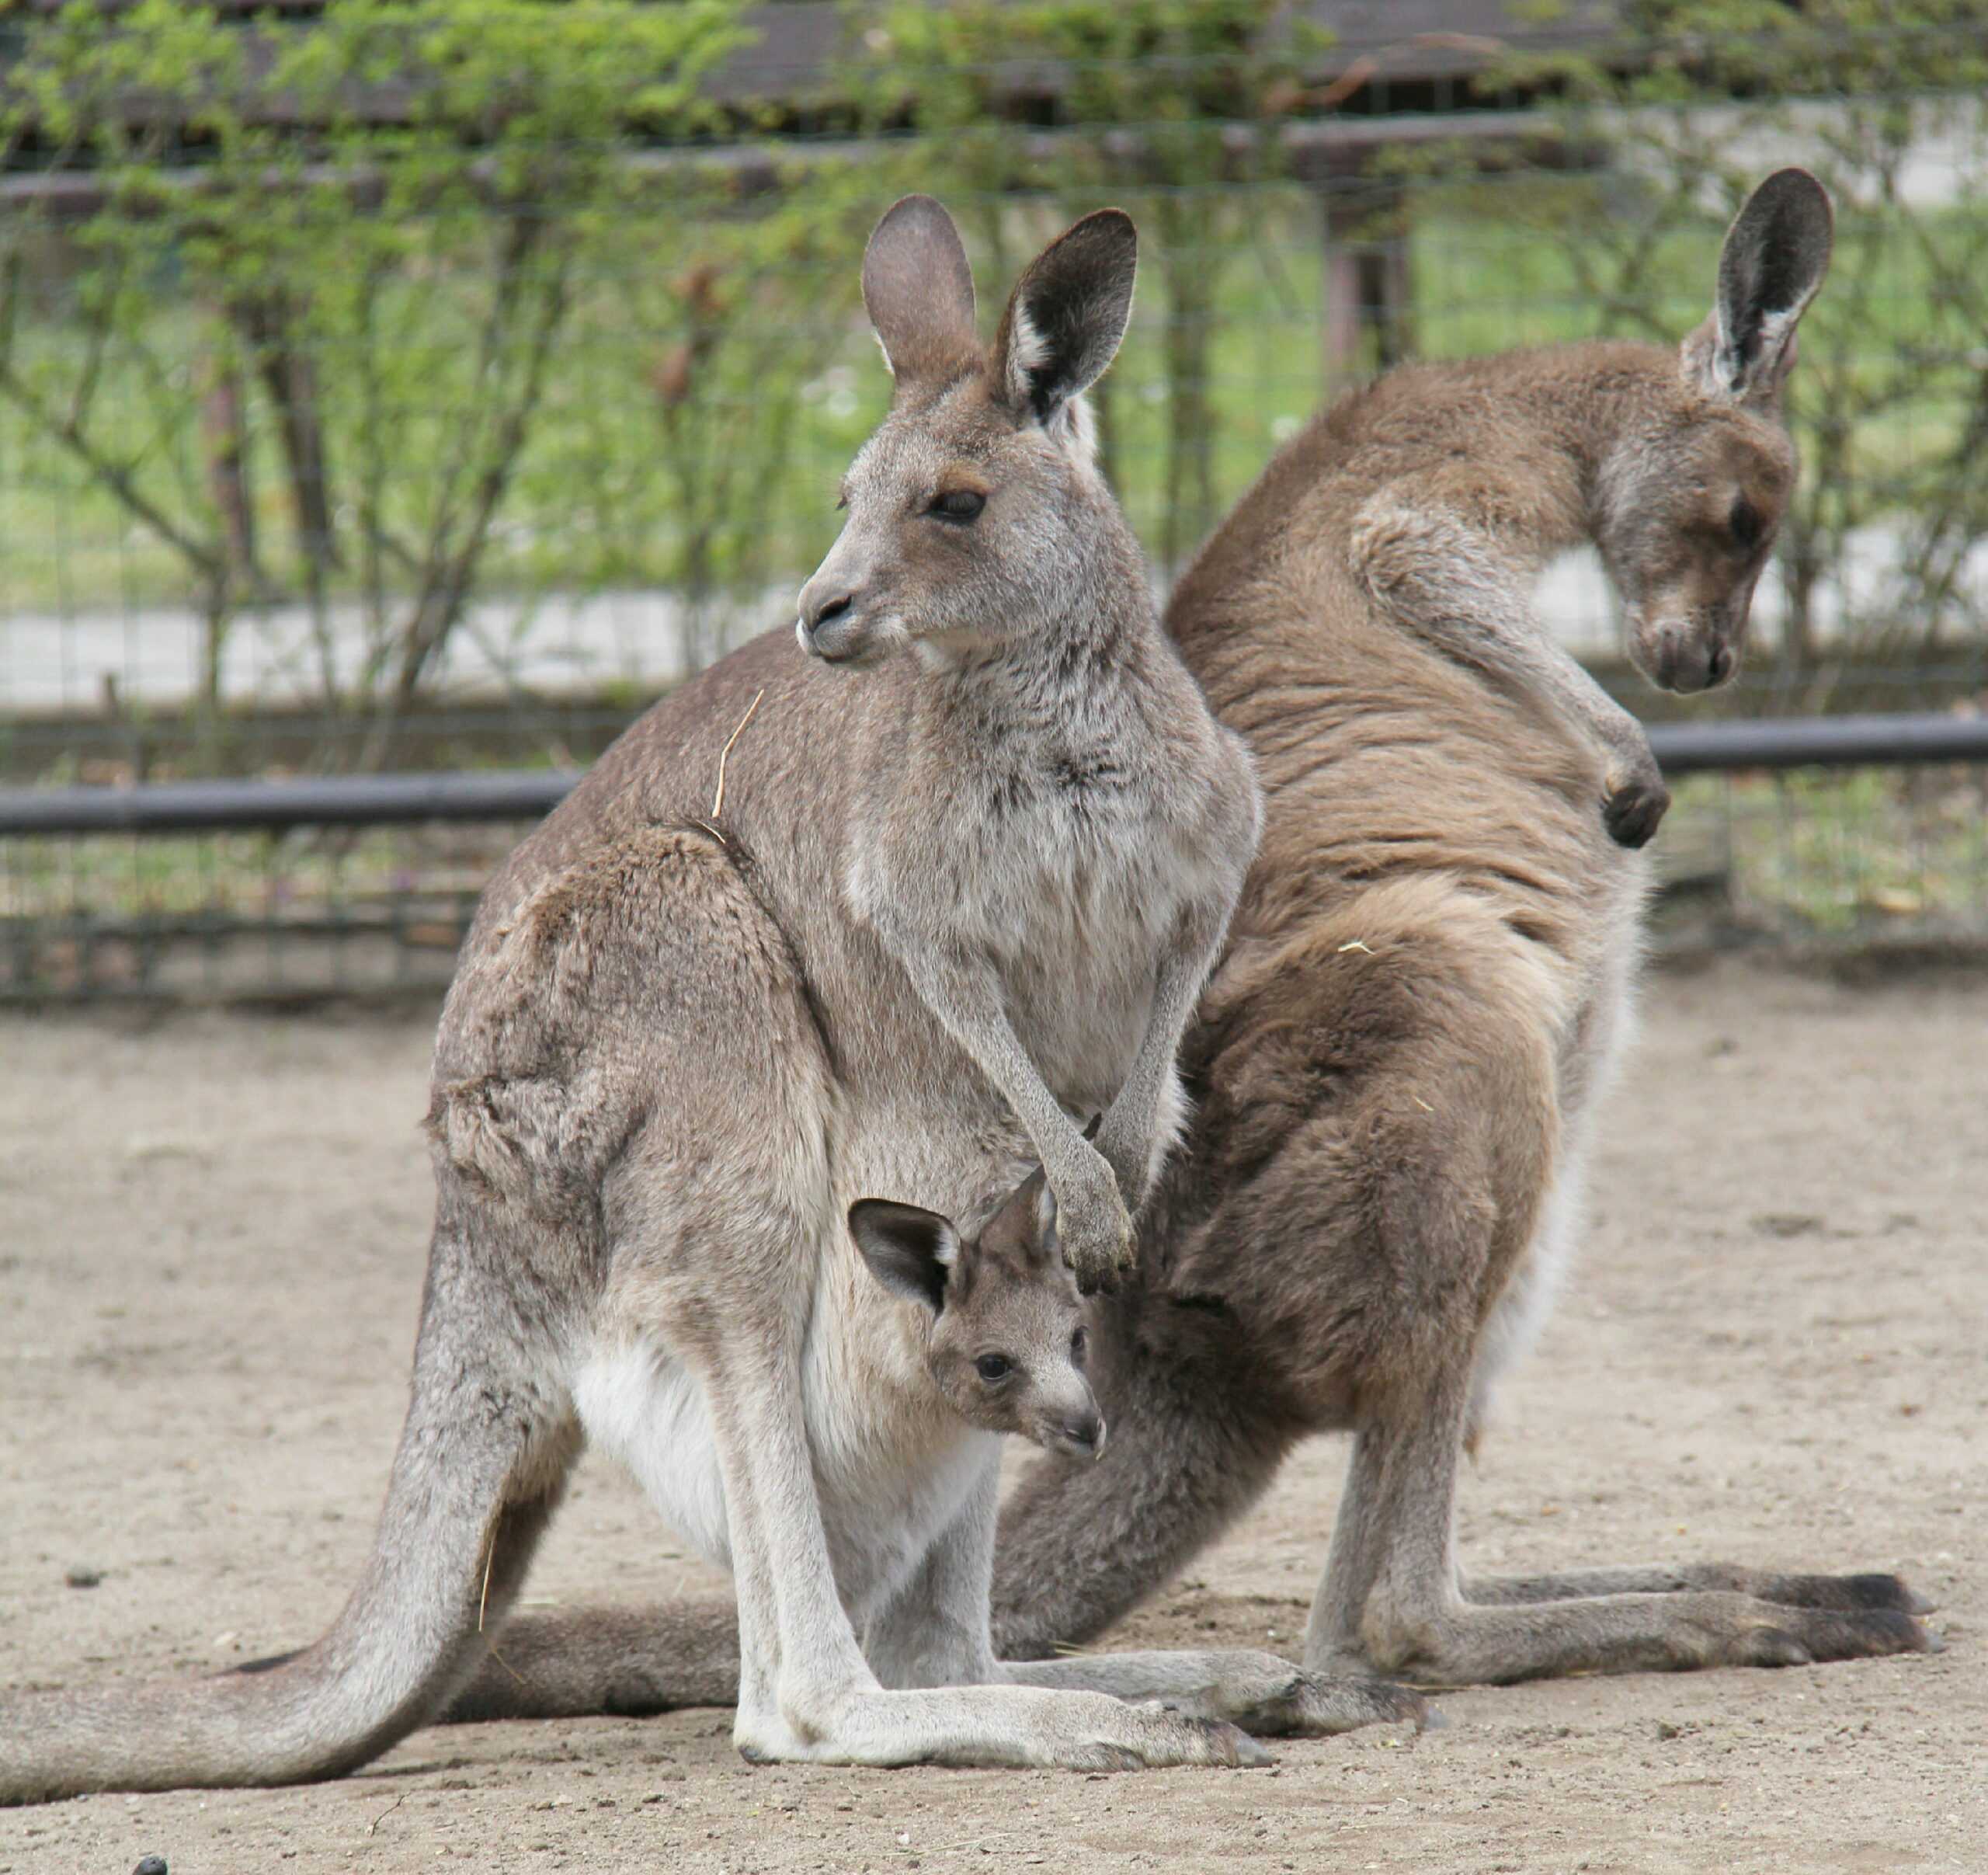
[574,1262,996,1625]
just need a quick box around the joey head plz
[850,1167,1104,1460]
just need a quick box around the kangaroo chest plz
[857,749,1210,1107]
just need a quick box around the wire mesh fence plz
[3,3,1988,990]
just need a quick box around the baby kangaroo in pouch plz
[2,196,1423,1803]
[851,1160,1105,1462]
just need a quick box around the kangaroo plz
[988,167,1940,1681]
[846,1167,1107,1459]
[0,197,1430,1805]
[1351,169,1832,850]
[413,170,1931,1717]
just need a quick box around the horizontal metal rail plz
[1643,709,1988,774]
[0,769,579,834]
[1,711,1985,836]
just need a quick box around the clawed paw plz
[1058,1193,1137,1296]
[1602,770,1671,848]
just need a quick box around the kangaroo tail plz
[0,1266,575,1804]
[439,1601,740,1723]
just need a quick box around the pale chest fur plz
[848,731,1229,1109]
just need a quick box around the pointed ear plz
[1684,169,1833,405]
[1033,1178,1060,1265]
[849,1199,959,1313]
[862,195,979,391]
[992,208,1137,428]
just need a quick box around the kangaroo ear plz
[1684,169,1833,405]
[863,195,979,389]
[992,208,1137,429]
[849,1199,959,1313]
[1030,1174,1060,1265]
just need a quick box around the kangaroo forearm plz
[1098,906,1232,1201]
[1356,501,1655,774]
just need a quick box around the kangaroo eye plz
[929,489,986,524]
[1729,494,1762,552]
[975,1354,1012,1383]
[1069,1326,1088,1360]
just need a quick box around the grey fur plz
[434,170,1924,1719]
[4,198,1427,1803]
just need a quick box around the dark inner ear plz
[996,207,1137,423]
[849,1200,958,1313]
[1717,169,1833,388]
[862,195,978,388]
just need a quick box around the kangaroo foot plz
[1225,1665,1434,1738]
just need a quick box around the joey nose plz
[1708,642,1737,687]
[1060,1410,1106,1458]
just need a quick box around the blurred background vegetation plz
[3,0,1988,992]
[4,0,1988,779]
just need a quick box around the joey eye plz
[975,1354,1012,1383]
[1069,1326,1088,1361]
[928,489,986,524]
[1729,494,1763,552]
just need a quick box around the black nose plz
[1708,643,1736,686]
[805,590,854,632]
[1062,1411,1104,1455]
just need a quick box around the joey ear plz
[1027,1171,1060,1265]
[863,195,979,389]
[1685,168,1833,405]
[992,208,1137,428]
[849,1198,959,1313]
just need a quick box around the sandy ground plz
[0,961,1982,1875]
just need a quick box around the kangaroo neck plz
[911,592,1152,757]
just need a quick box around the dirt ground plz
[0,960,1981,1875]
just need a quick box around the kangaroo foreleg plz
[1350,492,1668,847]
[1093,894,1236,1206]
[878,929,1131,1291]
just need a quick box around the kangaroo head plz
[848,1167,1103,1459]
[796,196,1140,671]
[1599,168,1834,694]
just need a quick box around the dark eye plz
[1729,494,1763,552]
[1069,1326,1088,1361]
[975,1354,1012,1383]
[928,489,986,524]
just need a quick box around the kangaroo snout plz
[795,581,873,664]
[1637,617,1740,695]
[1052,1407,1107,1459]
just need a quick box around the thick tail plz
[0,1277,575,1804]
[990,1292,1298,1660]
[439,1601,741,1723]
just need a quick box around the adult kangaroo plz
[0,197,1442,1806]
[463,170,1935,1706]
[990,169,1939,1681]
